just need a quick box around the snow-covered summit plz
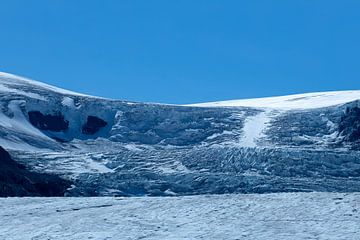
[190,90,360,110]
[2,71,360,110]
[0,72,98,98]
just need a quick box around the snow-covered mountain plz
[190,90,360,109]
[1,72,360,196]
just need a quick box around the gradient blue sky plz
[1,1,360,104]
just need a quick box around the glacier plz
[0,72,360,196]
[0,192,359,240]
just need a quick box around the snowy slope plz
[0,192,359,240]
[190,90,360,110]
[0,72,96,98]
[1,72,360,196]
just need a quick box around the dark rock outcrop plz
[0,146,71,197]
[28,111,69,132]
[339,107,360,142]
[82,116,107,135]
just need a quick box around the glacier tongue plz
[1,192,359,240]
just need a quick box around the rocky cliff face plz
[0,146,71,197]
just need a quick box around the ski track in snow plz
[0,192,359,240]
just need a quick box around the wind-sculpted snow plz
[1,72,360,196]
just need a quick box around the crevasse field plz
[1,72,360,239]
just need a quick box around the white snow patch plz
[61,97,76,108]
[123,144,144,152]
[0,101,54,151]
[206,130,234,140]
[0,72,102,99]
[85,158,114,174]
[7,101,51,139]
[0,82,46,101]
[190,90,360,110]
[239,110,272,148]
[206,132,223,140]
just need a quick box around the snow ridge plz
[190,90,360,110]
[0,72,100,98]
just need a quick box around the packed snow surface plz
[0,192,359,240]
[191,90,360,110]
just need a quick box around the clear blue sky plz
[1,1,360,104]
